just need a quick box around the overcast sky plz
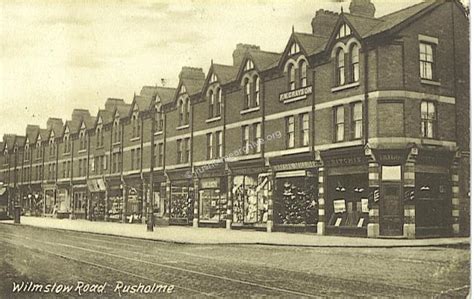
[0,0,469,137]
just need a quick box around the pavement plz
[1,216,470,248]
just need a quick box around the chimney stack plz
[232,43,260,67]
[349,0,376,18]
[311,9,340,37]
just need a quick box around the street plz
[0,224,470,298]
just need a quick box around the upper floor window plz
[286,116,295,148]
[210,73,218,83]
[49,140,55,157]
[155,108,164,132]
[421,101,436,138]
[113,120,120,143]
[244,78,251,109]
[177,139,182,163]
[253,123,262,153]
[96,127,103,148]
[300,113,310,146]
[209,90,215,118]
[254,77,260,107]
[216,131,223,158]
[132,113,140,139]
[336,49,345,86]
[337,24,351,39]
[289,64,296,91]
[184,138,190,163]
[419,43,434,80]
[216,88,222,117]
[351,102,363,140]
[289,43,300,55]
[244,60,254,71]
[206,133,214,160]
[242,125,250,154]
[179,98,190,126]
[63,135,70,153]
[334,106,344,142]
[350,44,360,83]
[79,131,86,150]
[24,146,30,162]
[157,143,164,167]
[299,61,308,88]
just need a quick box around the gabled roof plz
[180,77,205,97]
[38,129,50,142]
[82,115,96,129]
[46,118,64,139]
[133,95,153,113]
[344,13,382,37]
[114,104,132,120]
[3,135,16,151]
[96,109,113,126]
[236,49,281,80]
[25,125,40,145]
[211,64,239,85]
[15,136,26,148]
[172,67,206,104]
[140,86,177,106]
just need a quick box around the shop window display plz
[232,175,269,224]
[170,183,194,223]
[415,173,450,228]
[327,174,369,228]
[275,176,317,225]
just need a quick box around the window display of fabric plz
[276,178,317,225]
[170,185,193,221]
[200,189,224,222]
[232,175,269,224]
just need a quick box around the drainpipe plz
[363,44,370,146]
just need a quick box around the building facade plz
[0,0,469,238]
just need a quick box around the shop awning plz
[87,179,106,192]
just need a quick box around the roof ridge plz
[379,1,434,20]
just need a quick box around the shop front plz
[413,149,454,237]
[150,171,168,225]
[87,178,107,221]
[195,165,228,227]
[72,183,87,219]
[270,153,319,233]
[123,175,145,223]
[56,183,71,219]
[321,147,369,237]
[229,158,269,230]
[42,183,57,217]
[166,168,194,226]
[23,184,42,216]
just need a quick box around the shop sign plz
[325,156,364,167]
[376,153,406,164]
[279,86,312,103]
[200,178,220,189]
[272,161,320,172]
[333,199,346,213]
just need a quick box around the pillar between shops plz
[451,161,460,235]
[142,180,147,224]
[226,174,232,230]
[192,177,199,228]
[266,172,274,233]
[122,184,127,223]
[104,186,109,221]
[367,161,379,238]
[403,159,416,239]
[317,167,325,235]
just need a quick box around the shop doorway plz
[380,166,403,236]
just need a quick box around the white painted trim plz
[314,140,363,151]
[368,137,456,149]
[193,159,224,167]
[265,147,310,158]
[226,117,262,130]
[240,106,260,115]
[331,82,360,93]
[226,153,261,162]
[418,34,439,45]
[205,116,222,123]
[421,79,441,87]
[368,90,455,104]
[265,106,312,121]
[176,124,190,130]
[315,95,364,111]
[193,126,224,137]
[166,163,191,170]
[130,137,141,142]
[167,133,192,142]
[283,95,307,104]
[154,131,163,136]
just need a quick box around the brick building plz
[0,0,469,238]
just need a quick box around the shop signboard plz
[325,156,365,168]
[200,178,220,189]
[333,199,346,213]
[279,86,312,103]
[272,161,320,172]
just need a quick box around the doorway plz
[380,166,403,236]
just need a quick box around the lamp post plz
[147,104,156,232]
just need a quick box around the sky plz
[0,0,469,137]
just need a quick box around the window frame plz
[350,44,360,83]
[336,48,345,86]
[421,100,437,139]
[351,102,363,140]
[286,116,295,149]
[419,42,435,81]
[334,105,345,142]
[300,113,310,147]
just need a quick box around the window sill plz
[421,138,439,145]
[421,79,441,87]
[331,82,360,93]
[176,124,190,130]
[240,107,260,115]
[154,131,163,136]
[95,146,104,150]
[112,142,121,146]
[130,137,141,142]
[283,96,307,104]
[78,149,87,154]
[205,116,222,123]
[62,152,70,156]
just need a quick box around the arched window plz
[254,76,260,107]
[132,115,137,138]
[179,99,184,126]
[336,49,345,86]
[350,44,360,83]
[79,131,86,150]
[244,78,251,109]
[216,88,222,117]
[289,64,296,90]
[155,107,163,132]
[299,61,307,87]
[113,120,120,143]
[209,90,214,118]
[185,98,190,125]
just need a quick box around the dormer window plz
[96,126,103,148]
[289,63,296,91]
[216,88,222,117]
[337,24,351,39]
[350,44,360,83]
[289,43,300,56]
[179,98,190,126]
[244,60,254,71]
[180,85,187,94]
[299,61,308,87]
[132,112,140,139]
[336,48,345,86]
[209,90,215,118]
[254,77,260,107]
[210,73,218,83]
[24,145,30,162]
[63,135,70,153]
[79,130,87,150]
[113,119,120,143]
[154,106,163,132]
[244,78,251,109]
[49,139,55,157]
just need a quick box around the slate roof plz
[133,95,152,112]
[97,109,113,125]
[39,129,50,141]
[212,64,239,85]
[248,50,281,71]
[140,86,177,106]
[293,32,329,56]
[15,136,26,147]
[25,125,40,144]
[3,135,16,150]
